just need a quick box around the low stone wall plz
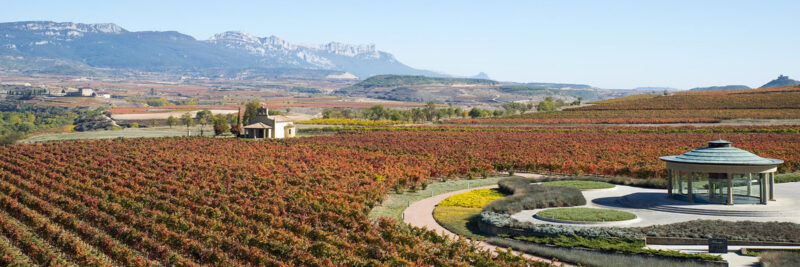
[646,236,800,246]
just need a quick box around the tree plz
[167,115,178,128]
[180,112,195,136]
[424,101,437,121]
[341,109,352,119]
[537,97,556,112]
[230,123,242,136]
[243,99,261,124]
[468,107,483,118]
[213,116,230,136]
[196,109,212,136]
[151,119,159,127]
[322,109,333,119]
[365,105,386,120]
[493,110,504,117]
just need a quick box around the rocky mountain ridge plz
[0,21,439,78]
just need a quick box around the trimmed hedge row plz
[479,211,644,240]
[480,212,800,244]
[482,177,586,214]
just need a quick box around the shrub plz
[479,212,644,240]
[760,252,800,267]
[482,177,585,214]
[509,235,722,261]
[541,180,615,190]
[775,173,800,183]
[439,189,506,208]
[632,220,800,243]
[534,175,667,189]
[487,237,725,267]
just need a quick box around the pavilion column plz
[758,173,767,204]
[687,172,693,203]
[666,169,673,198]
[747,173,752,196]
[678,171,683,195]
[769,172,775,201]
[726,173,733,205]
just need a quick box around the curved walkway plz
[402,184,570,266]
[512,183,800,227]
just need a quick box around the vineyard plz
[443,109,800,125]
[1,126,798,265]
[295,126,800,177]
[445,85,800,124]
[0,138,536,266]
[585,85,800,110]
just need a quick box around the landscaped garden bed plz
[760,251,800,267]
[541,180,615,190]
[535,207,636,223]
[432,188,507,240]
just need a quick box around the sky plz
[2,0,799,89]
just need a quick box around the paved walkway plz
[404,175,800,267]
[402,183,571,266]
[508,180,800,267]
[512,183,800,227]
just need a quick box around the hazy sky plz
[2,0,798,89]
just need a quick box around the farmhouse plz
[243,107,296,139]
[660,139,783,205]
[66,87,94,97]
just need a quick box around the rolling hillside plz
[334,75,603,103]
[445,85,800,124]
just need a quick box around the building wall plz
[274,122,290,138]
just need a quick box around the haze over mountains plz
[0,21,444,79]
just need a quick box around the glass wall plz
[732,173,762,204]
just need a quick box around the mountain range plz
[0,21,444,79]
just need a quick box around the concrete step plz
[613,196,785,217]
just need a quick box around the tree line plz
[319,97,582,122]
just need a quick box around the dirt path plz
[402,181,571,266]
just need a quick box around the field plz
[295,126,800,178]
[0,138,535,266]
[22,127,218,143]
[444,85,800,125]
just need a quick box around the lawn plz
[433,206,486,240]
[541,180,615,190]
[431,188,509,240]
[368,176,506,220]
[536,207,636,222]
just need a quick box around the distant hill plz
[0,21,442,79]
[690,85,751,91]
[341,75,498,90]
[633,87,680,91]
[760,75,800,88]
[470,72,491,79]
[523,82,591,89]
[334,74,605,103]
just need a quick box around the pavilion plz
[660,139,783,205]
